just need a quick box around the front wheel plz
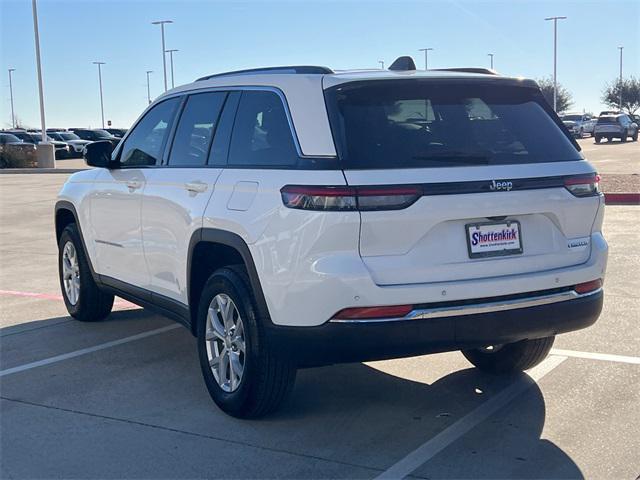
[621,130,627,142]
[58,224,114,321]
[632,130,638,142]
[197,267,296,418]
[594,136,601,144]
[462,336,555,373]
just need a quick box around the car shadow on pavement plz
[0,310,582,479]
[277,362,583,478]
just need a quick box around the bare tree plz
[536,77,574,114]
[602,77,640,116]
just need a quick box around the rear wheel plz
[594,136,601,144]
[197,267,296,418]
[462,336,555,373]
[621,130,627,142]
[632,130,638,142]
[58,224,114,321]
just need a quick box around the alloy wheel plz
[205,293,246,392]
[62,241,80,305]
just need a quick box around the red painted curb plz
[604,193,640,205]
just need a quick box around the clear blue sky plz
[1,0,638,129]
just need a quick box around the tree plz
[602,77,640,116]
[536,77,573,113]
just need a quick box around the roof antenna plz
[388,56,417,71]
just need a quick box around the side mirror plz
[84,141,115,168]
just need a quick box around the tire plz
[594,136,601,144]
[197,266,296,418]
[633,130,638,142]
[462,336,555,374]
[579,127,584,138]
[621,130,627,142]
[58,223,114,321]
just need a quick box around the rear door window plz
[227,90,298,167]
[168,92,226,167]
[325,80,582,169]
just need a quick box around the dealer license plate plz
[466,221,523,259]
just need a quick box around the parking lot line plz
[551,348,640,365]
[0,324,181,378]
[374,355,568,480]
[0,289,138,309]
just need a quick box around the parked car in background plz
[594,114,638,143]
[561,113,595,138]
[71,129,121,148]
[8,131,71,158]
[104,128,128,138]
[47,132,92,158]
[0,133,37,168]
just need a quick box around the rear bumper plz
[267,288,603,367]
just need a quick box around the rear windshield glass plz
[597,117,618,124]
[325,80,581,169]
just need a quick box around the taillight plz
[564,174,600,197]
[331,304,414,320]
[280,185,422,211]
[574,279,602,294]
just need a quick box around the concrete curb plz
[604,193,640,205]
[0,168,85,174]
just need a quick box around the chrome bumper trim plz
[330,288,602,323]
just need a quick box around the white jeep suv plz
[55,57,607,418]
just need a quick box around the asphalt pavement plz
[0,172,638,479]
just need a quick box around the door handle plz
[126,180,142,191]
[185,181,208,193]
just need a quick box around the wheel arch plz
[187,228,271,336]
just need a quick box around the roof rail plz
[431,67,498,75]
[196,66,334,81]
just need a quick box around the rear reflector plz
[280,185,422,211]
[564,174,600,197]
[331,304,414,320]
[574,279,602,294]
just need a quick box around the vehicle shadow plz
[273,362,584,478]
[0,310,583,479]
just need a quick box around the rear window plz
[325,80,582,169]
[597,117,619,124]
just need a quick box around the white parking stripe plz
[375,355,568,480]
[0,324,181,378]
[551,348,640,365]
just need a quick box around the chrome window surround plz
[329,288,602,323]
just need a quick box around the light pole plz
[165,49,178,88]
[487,53,494,69]
[8,68,15,128]
[618,46,623,112]
[93,62,106,128]
[31,0,54,167]
[544,16,567,112]
[378,60,384,69]
[419,48,434,70]
[152,20,173,92]
[146,70,153,104]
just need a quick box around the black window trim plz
[114,85,340,170]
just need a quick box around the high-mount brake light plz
[564,174,601,197]
[280,185,422,211]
